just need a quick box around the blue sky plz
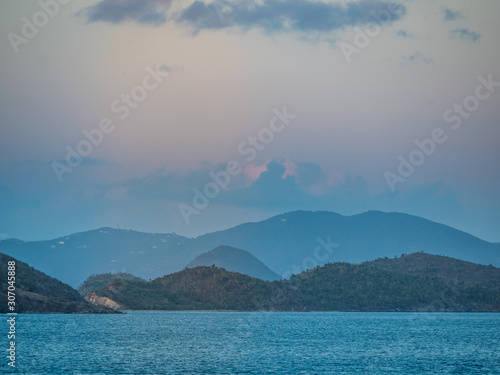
[1,0,499,242]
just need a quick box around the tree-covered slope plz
[284,262,500,312]
[78,272,146,297]
[91,266,280,311]
[0,253,117,314]
[85,253,500,312]
[366,252,500,290]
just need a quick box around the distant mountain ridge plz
[187,246,281,281]
[84,252,500,312]
[0,228,189,288]
[188,211,500,276]
[1,210,499,287]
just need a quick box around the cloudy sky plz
[1,0,499,242]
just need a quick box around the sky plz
[0,0,499,242]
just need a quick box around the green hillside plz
[367,252,500,290]
[0,253,117,314]
[78,272,146,297]
[92,266,279,311]
[85,253,500,312]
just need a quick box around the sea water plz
[2,312,499,374]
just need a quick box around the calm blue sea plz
[2,312,499,374]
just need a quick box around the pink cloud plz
[243,162,269,186]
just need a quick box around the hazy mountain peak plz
[187,245,280,281]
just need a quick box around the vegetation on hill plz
[94,266,280,311]
[283,262,500,312]
[78,272,145,297]
[367,252,500,290]
[0,253,118,314]
[85,253,500,312]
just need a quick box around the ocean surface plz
[3,312,499,374]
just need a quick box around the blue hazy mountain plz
[183,211,500,277]
[0,211,499,287]
[0,228,190,288]
[187,246,281,281]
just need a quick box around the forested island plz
[80,252,500,312]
